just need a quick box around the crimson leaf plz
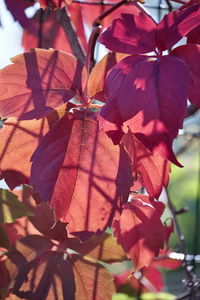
[100,55,189,165]
[156,3,200,51]
[170,44,200,109]
[98,13,157,55]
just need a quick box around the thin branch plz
[167,191,194,281]
[85,0,128,76]
[57,7,85,63]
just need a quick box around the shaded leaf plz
[98,13,157,55]
[0,189,33,224]
[170,44,200,108]
[31,110,133,240]
[156,3,200,51]
[0,49,87,120]
[0,104,72,189]
[187,24,200,44]
[101,55,189,165]
[112,195,167,272]
[0,224,10,250]
[67,232,128,264]
[18,185,68,242]
[122,130,171,200]
[88,52,129,102]
[6,236,75,300]
[2,216,41,246]
[70,253,116,300]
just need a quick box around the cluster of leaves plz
[0,0,200,299]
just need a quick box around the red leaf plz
[170,44,200,109]
[122,130,171,200]
[101,55,189,165]
[31,110,133,240]
[156,3,200,51]
[112,195,168,272]
[98,13,157,55]
[0,49,87,120]
[70,253,116,299]
[187,24,200,44]
[153,250,182,270]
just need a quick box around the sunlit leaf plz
[31,110,133,240]
[0,49,87,120]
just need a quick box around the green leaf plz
[0,189,34,224]
[141,292,176,300]
[0,224,10,249]
[112,293,136,300]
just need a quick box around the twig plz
[38,9,44,48]
[85,0,128,75]
[167,189,200,299]
[57,7,85,63]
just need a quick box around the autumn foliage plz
[0,0,200,299]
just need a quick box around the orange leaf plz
[0,49,87,120]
